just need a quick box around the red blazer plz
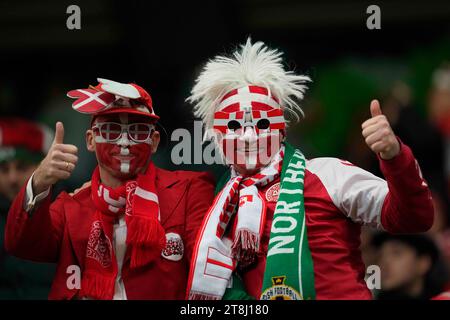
[5,166,214,300]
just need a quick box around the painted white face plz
[212,86,285,174]
[92,113,154,178]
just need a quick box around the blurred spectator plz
[348,81,447,194]
[360,226,379,271]
[372,233,448,300]
[347,80,450,294]
[360,226,380,298]
[427,191,450,291]
[383,81,450,233]
[0,118,55,299]
[428,64,450,197]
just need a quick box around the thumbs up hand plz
[32,122,79,194]
[361,100,400,160]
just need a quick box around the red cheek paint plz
[96,142,152,177]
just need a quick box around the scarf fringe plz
[231,229,260,267]
[188,292,222,300]
[80,271,116,300]
[126,216,166,268]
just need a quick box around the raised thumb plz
[370,99,383,117]
[53,122,65,144]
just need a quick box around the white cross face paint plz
[237,123,258,170]
[119,141,131,174]
[120,147,130,156]
[221,125,282,172]
[93,113,154,178]
[212,85,286,174]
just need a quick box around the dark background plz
[2,0,449,120]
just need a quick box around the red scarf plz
[80,162,166,299]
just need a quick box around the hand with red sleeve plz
[33,122,78,195]
[361,100,434,233]
[5,122,74,262]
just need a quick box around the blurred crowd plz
[353,64,450,299]
[0,63,449,300]
[0,119,55,298]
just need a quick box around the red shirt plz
[241,142,434,299]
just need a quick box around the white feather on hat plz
[187,38,311,135]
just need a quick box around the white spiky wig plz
[187,38,311,139]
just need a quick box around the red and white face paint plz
[92,114,154,179]
[213,86,285,174]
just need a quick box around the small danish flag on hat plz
[67,78,159,121]
[67,88,116,114]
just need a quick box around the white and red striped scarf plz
[80,162,165,300]
[187,147,284,299]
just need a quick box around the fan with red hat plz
[0,118,53,164]
[4,77,216,301]
[0,118,54,202]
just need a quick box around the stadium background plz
[0,0,449,299]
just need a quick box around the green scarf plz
[220,143,316,300]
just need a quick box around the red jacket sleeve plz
[183,172,215,265]
[4,178,65,263]
[379,139,434,233]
